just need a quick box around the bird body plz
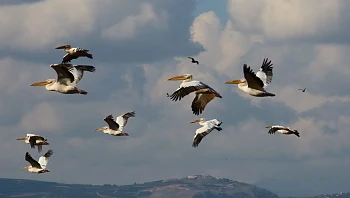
[24,150,53,173]
[167,74,222,115]
[225,58,275,97]
[55,44,93,63]
[190,118,222,147]
[265,125,300,137]
[30,64,95,95]
[95,111,135,136]
[16,134,49,153]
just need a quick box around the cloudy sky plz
[1,0,350,197]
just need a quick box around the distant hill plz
[288,192,350,198]
[0,175,279,198]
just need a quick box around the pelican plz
[24,150,53,174]
[225,58,275,97]
[190,118,223,147]
[30,64,95,95]
[265,125,300,137]
[55,44,93,63]
[167,74,222,114]
[95,111,135,136]
[16,134,49,153]
[188,57,199,64]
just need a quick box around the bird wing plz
[168,81,210,102]
[69,65,96,85]
[116,111,135,131]
[192,123,214,147]
[191,90,216,115]
[255,58,273,87]
[188,57,194,60]
[62,53,79,64]
[50,64,75,86]
[243,64,265,91]
[26,134,38,137]
[104,115,120,130]
[25,152,42,168]
[38,150,53,169]
[207,119,222,126]
[28,136,44,149]
[268,125,286,134]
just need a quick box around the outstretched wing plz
[38,150,53,169]
[70,65,96,85]
[62,48,91,64]
[116,111,135,131]
[104,115,120,130]
[243,64,265,91]
[25,152,42,168]
[28,136,45,152]
[268,125,286,134]
[191,90,216,115]
[50,64,75,86]
[168,81,209,102]
[192,124,215,148]
[256,58,273,87]
[208,119,222,126]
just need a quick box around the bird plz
[30,64,96,95]
[95,111,135,136]
[55,44,93,64]
[23,150,53,174]
[298,88,306,92]
[225,58,275,97]
[265,125,300,137]
[190,118,223,147]
[16,134,49,153]
[188,57,199,64]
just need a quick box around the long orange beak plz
[168,75,187,81]
[224,79,242,84]
[30,81,51,86]
[190,119,201,124]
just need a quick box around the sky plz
[1,0,350,197]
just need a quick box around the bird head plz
[190,118,205,124]
[55,44,71,49]
[30,79,55,87]
[224,78,246,85]
[168,74,192,81]
[95,127,108,132]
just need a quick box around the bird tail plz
[75,66,96,72]
[79,90,88,95]
[86,53,93,59]
[215,126,223,131]
[264,92,275,97]
[294,131,300,137]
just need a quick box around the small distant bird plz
[24,150,53,174]
[55,44,93,64]
[225,58,275,97]
[95,111,135,136]
[167,74,222,115]
[265,125,300,137]
[190,118,223,147]
[298,88,306,92]
[30,64,95,95]
[16,134,49,153]
[188,57,199,64]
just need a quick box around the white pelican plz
[55,44,93,64]
[190,118,223,147]
[167,74,222,115]
[265,125,300,137]
[30,64,95,95]
[16,134,49,153]
[24,150,53,174]
[225,58,275,97]
[95,111,135,136]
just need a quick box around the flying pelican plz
[95,111,135,136]
[225,58,275,97]
[16,134,49,153]
[298,88,306,92]
[188,57,199,64]
[265,125,300,137]
[190,118,223,147]
[24,150,53,174]
[30,64,95,95]
[55,44,93,63]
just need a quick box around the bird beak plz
[30,81,51,86]
[168,75,187,81]
[265,126,272,128]
[224,79,242,84]
[23,166,29,170]
[190,119,201,124]
[16,137,26,140]
[55,45,67,49]
[95,128,104,131]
